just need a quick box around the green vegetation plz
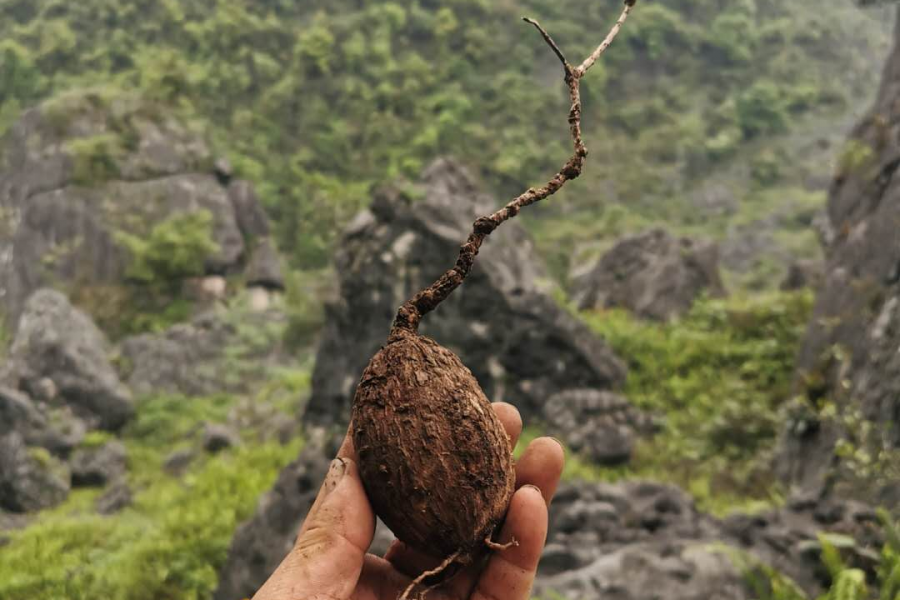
[67,133,123,185]
[0,0,890,280]
[516,291,813,514]
[0,1,896,598]
[735,511,900,600]
[0,385,306,600]
[117,210,219,287]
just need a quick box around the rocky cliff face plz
[781,13,900,504]
[0,90,281,325]
[305,158,627,426]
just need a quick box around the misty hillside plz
[0,0,892,278]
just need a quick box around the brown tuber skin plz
[349,2,638,598]
[353,328,516,560]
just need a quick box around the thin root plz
[398,549,463,600]
[484,536,519,552]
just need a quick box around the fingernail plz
[549,437,566,454]
[523,484,542,495]
[323,458,347,496]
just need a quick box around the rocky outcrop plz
[0,387,85,458]
[0,387,52,448]
[70,441,127,487]
[96,479,132,515]
[0,433,70,513]
[244,239,285,291]
[0,90,283,324]
[305,158,626,426]
[571,228,726,321]
[3,289,133,431]
[202,424,240,453]
[543,389,659,465]
[215,466,884,600]
[533,481,884,600]
[781,12,900,501]
[780,259,825,291]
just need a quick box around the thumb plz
[253,458,376,600]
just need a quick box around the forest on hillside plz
[0,0,892,277]
[0,1,898,599]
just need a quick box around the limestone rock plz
[96,479,132,515]
[306,158,626,426]
[163,449,196,476]
[70,441,127,487]
[543,389,659,465]
[0,433,70,513]
[120,306,289,397]
[533,480,885,600]
[202,423,240,453]
[0,387,49,447]
[780,260,825,291]
[227,180,271,240]
[571,228,726,320]
[4,289,133,431]
[245,238,284,291]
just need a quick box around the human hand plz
[253,402,565,600]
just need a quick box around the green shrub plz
[750,149,786,186]
[67,133,123,185]
[117,210,219,287]
[622,4,696,60]
[707,13,757,64]
[735,81,789,139]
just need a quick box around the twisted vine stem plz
[392,0,637,335]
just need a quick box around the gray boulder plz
[245,238,285,291]
[227,180,271,240]
[96,479,132,515]
[780,260,824,291]
[536,542,747,600]
[305,158,626,426]
[571,228,726,320]
[533,480,885,599]
[120,306,290,397]
[781,10,900,501]
[543,389,658,465]
[0,433,70,513]
[0,387,48,444]
[70,441,127,487]
[202,423,240,453]
[163,449,196,476]
[0,388,86,457]
[4,289,133,430]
